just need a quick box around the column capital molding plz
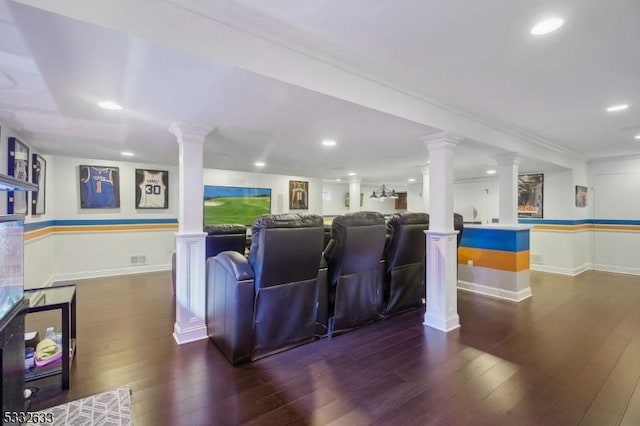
[420,164,430,175]
[168,122,212,144]
[493,152,522,166]
[420,131,463,151]
[348,176,362,184]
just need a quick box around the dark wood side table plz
[23,284,76,390]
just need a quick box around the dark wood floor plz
[26,269,640,426]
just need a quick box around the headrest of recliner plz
[204,224,247,235]
[454,213,464,229]
[249,213,324,268]
[330,211,385,239]
[332,211,385,228]
[388,212,429,226]
[251,213,323,233]
[386,212,429,235]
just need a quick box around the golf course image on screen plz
[204,185,271,226]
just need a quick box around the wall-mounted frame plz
[31,154,46,215]
[79,165,120,208]
[344,192,364,208]
[575,185,587,208]
[135,169,169,209]
[289,180,309,210]
[518,173,543,218]
[7,137,29,214]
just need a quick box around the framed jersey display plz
[31,153,46,215]
[7,137,30,215]
[79,165,120,208]
[135,169,169,209]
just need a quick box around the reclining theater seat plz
[207,213,325,365]
[324,211,387,335]
[454,213,464,247]
[171,224,247,294]
[383,212,430,315]
[204,224,247,258]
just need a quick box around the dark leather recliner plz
[204,224,247,258]
[323,224,332,249]
[383,212,430,315]
[454,213,464,247]
[207,213,325,365]
[324,211,387,335]
[172,224,247,294]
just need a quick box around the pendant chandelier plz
[369,183,399,201]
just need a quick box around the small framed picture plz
[31,153,46,215]
[518,173,544,218]
[575,185,587,207]
[289,180,309,210]
[7,137,29,214]
[135,169,169,209]
[79,165,120,208]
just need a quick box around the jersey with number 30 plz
[138,171,167,208]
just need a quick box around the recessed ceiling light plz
[98,101,123,110]
[322,140,337,147]
[348,172,356,176]
[254,161,265,167]
[635,134,640,140]
[486,169,497,175]
[408,178,416,182]
[606,104,629,112]
[121,151,134,157]
[531,17,564,35]
[336,178,341,182]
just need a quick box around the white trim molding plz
[458,280,532,302]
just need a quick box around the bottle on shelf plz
[45,327,56,342]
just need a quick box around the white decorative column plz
[421,132,462,332]
[169,122,209,344]
[421,165,430,212]
[493,152,521,225]
[349,176,361,212]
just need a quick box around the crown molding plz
[166,0,589,165]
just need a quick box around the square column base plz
[174,232,208,345]
[424,230,460,333]
[173,322,208,345]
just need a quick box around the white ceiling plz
[2,0,634,185]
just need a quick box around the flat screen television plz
[0,215,24,321]
[204,185,272,226]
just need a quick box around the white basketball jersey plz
[138,171,167,208]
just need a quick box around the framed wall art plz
[575,185,587,208]
[518,173,543,218]
[135,169,169,209]
[31,153,46,215]
[344,192,364,208]
[7,137,29,214]
[289,180,309,210]
[79,165,120,208]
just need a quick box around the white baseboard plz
[173,323,208,345]
[458,280,532,302]
[592,264,640,276]
[573,263,593,276]
[530,263,593,276]
[423,313,460,333]
[51,263,172,283]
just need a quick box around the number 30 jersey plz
[138,171,167,208]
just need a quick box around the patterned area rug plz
[27,386,133,426]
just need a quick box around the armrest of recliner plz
[206,251,255,365]
[212,251,254,281]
